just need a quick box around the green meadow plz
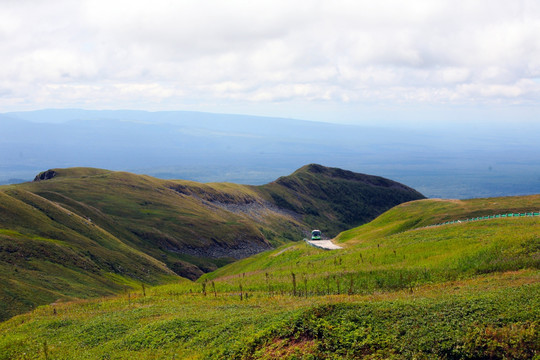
[0,165,424,321]
[0,195,538,359]
[0,272,537,359]
[202,197,539,296]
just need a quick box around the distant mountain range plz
[0,164,424,320]
[1,109,540,198]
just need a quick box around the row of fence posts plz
[196,211,539,298]
[199,271,391,299]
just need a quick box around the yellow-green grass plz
[199,195,540,296]
[1,193,538,358]
[0,188,179,321]
[200,198,539,296]
[1,167,299,321]
[0,270,537,359]
[336,195,540,245]
[18,167,305,250]
[13,168,308,281]
[1,165,425,320]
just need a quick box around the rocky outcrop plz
[178,240,272,260]
[33,169,57,181]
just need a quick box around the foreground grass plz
[0,270,538,359]
[1,195,538,358]
[201,216,539,297]
[335,195,540,244]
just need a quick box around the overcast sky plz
[1,0,539,125]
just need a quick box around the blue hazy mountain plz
[1,109,539,199]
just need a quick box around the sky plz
[1,0,539,125]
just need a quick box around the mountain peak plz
[289,164,421,192]
[33,167,111,181]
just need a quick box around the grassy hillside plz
[0,164,422,321]
[200,196,540,296]
[0,272,537,359]
[0,188,178,321]
[335,194,540,244]
[0,194,537,358]
[258,164,425,237]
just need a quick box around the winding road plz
[305,239,342,250]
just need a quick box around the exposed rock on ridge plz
[33,169,57,181]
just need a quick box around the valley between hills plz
[0,164,538,359]
[0,164,424,321]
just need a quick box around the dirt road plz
[305,239,342,250]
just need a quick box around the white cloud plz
[0,0,539,120]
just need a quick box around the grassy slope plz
[0,272,537,359]
[0,168,285,320]
[257,164,425,237]
[335,194,540,244]
[201,205,539,295]
[10,168,301,268]
[0,194,538,359]
[0,188,178,321]
[1,165,422,321]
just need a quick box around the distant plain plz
[2,109,539,199]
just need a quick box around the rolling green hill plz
[335,194,540,245]
[201,195,540,293]
[0,164,423,321]
[258,164,425,236]
[0,195,538,359]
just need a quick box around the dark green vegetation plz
[259,164,425,236]
[0,194,538,359]
[0,164,423,321]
